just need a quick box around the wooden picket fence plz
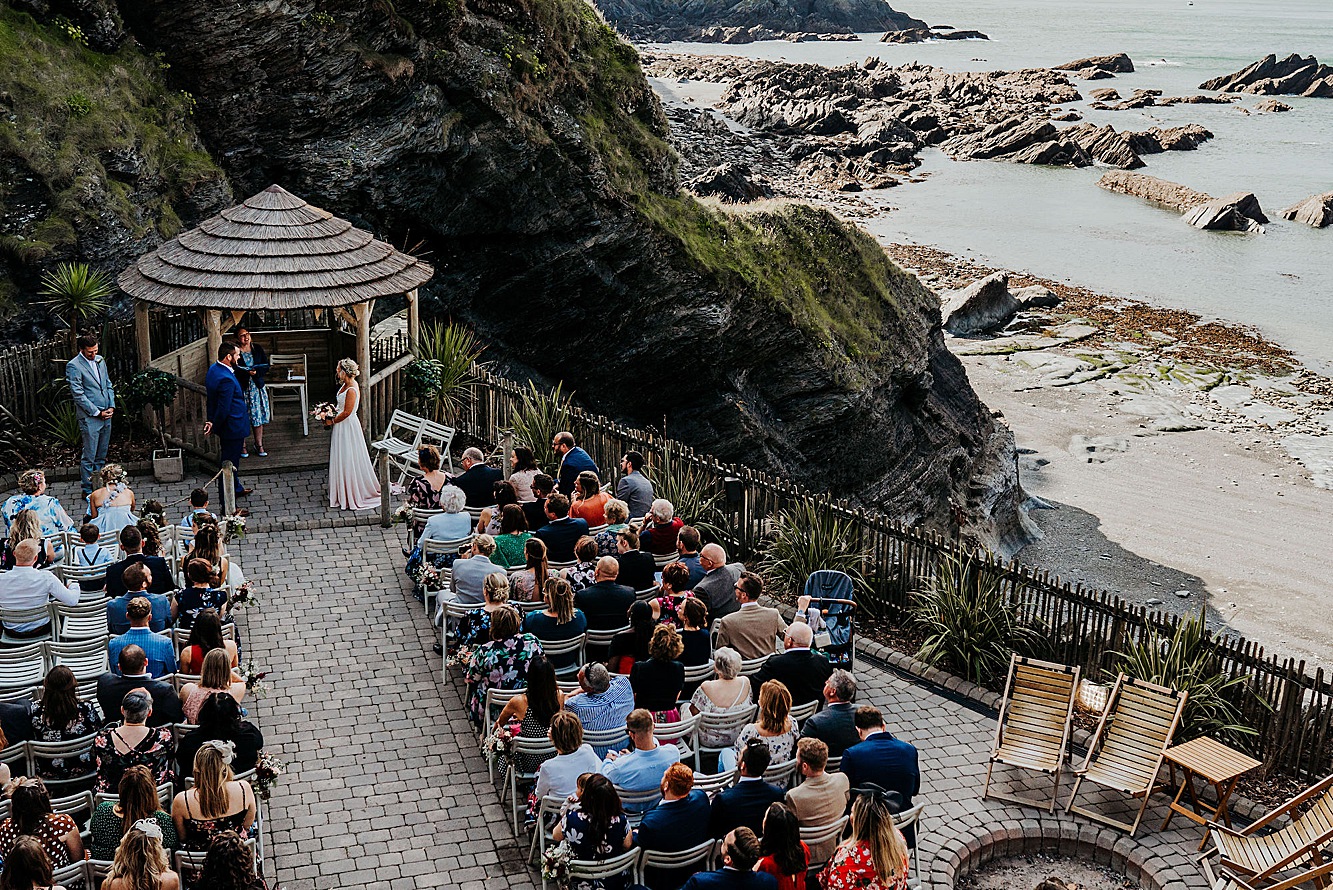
[451,363,1333,782]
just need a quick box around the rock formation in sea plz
[591,0,928,44]
[1201,54,1333,97]
[0,0,1031,549]
[1279,193,1333,228]
[1097,172,1267,233]
[1056,53,1134,80]
[879,28,988,44]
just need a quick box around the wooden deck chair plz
[1201,773,1333,890]
[984,654,1080,812]
[1065,673,1187,836]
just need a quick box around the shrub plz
[64,93,92,116]
[510,380,571,472]
[758,499,867,602]
[42,399,82,448]
[119,368,179,448]
[409,321,482,422]
[648,444,725,543]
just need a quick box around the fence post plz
[379,451,392,528]
[501,428,513,480]
[221,462,236,517]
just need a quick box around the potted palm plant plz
[121,368,183,481]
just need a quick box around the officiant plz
[233,326,271,457]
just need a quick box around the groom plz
[203,341,252,502]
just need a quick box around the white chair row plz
[0,637,109,692]
[372,409,457,482]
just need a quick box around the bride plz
[326,358,381,510]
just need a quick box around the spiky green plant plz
[0,402,27,468]
[1112,608,1260,743]
[758,499,868,602]
[42,399,82,448]
[410,321,483,422]
[649,444,726,542]
[39,262,111,352]
[910,553,1038,685]
[510,380,572,471]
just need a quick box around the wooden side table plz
[1161,735,1261,847]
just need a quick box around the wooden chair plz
[1065,673,1187,836]
[1201,773,1333,890]
[983,654,1080,812]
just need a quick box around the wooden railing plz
[161,377,219,460]
[366,354,414,437]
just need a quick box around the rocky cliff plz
[0,0,1030,550]
[591,0,926,43]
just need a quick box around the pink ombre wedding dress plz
[328,385,381,510]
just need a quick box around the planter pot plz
[152,448,183,483]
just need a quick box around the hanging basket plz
[152,448,183,483]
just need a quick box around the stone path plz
[40,468,1214,889]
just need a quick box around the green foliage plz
[910,554,1038,685]
[409,322,482,422]
[119,368,178,413]
[51,17,84,45]
[64,92,92,116]
[41,399,82,448]
[510,381,572,472]
[39,262,110,349]
[758,499,868,602]
[1112,609,1261,743]
[501,37,547,80]
[308,11,338,28]
[0,402,26,466]
[647,445,725,542]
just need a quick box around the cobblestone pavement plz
[38,468,1213,889]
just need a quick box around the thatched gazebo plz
[119,185,433,435]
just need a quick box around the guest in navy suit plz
[840,704,920,845]
[448,447,503,507]
[204,341,252,501]
[681,827,777,890]
[709,739,784,839]
[534,494,589,562]
[636,763,713,890]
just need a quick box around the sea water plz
[659,0,1333,369]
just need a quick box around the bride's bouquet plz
[310,402,338,423]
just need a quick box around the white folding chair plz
[652,713,699,763]
[584,624,629,660]
[417,420,456,473]
[637,839,715,886]
[27,739,97,794]
[0,641,47,691]
[652,553,675,569]
[789,699,819,723]
[51,861,90,888]
[691,768,738,797]
[764,757,799,789]
[370,410,426,460]
[175,837,256,876]
[506,736,558,833]
[406,508,443,549]
[695,705,758,771]
[562,848,640,890]
[95,782,174,810]
[0,606,53,646]
[635,586,660,602]
[528,794,565,867]
[583,727,630,758]
[535,635,586,678]
[58,563,109,592]
[682,662,714,686]
[54,601,110,641]
[801,815,850,870]
[739,655,770,676]
[45,638,110,683]
[547,559,577,572]
[894,803,925,884]
[615,786,663,825]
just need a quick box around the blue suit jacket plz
[840,731,920,845]
[534,516,589,562]
[66,354,115,418]
[637,790,712,853]
[682,870,778,890]
[709,778,785,839]
[557,447,598,496]
[205,362,251,441]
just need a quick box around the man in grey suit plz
[66,333,115,497]
[615,450,654,518]
[693,544,743,620]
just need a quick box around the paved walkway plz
[40,468,1213,889]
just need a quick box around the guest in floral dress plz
[234,327,270,457]
[456,573,512,650]
[820,790,911,890]
[649,562,696,628]
[553,773,633,890]
[404,445,451,535]
[560,537,599,592]
[1,469,75,542]
[593,500,630,558]
[725,680,799,781]
[464,606,544,726]
[93,689,177,793]
[30,666,101,782]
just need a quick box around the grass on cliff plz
[0,7,223,272]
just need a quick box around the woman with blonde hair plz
[103,820,180,890]
[1,510,53,569]
[725,680,798,781]
[456,572,512,649]
[90,764,177,861]
[326,357,381,510]
[172,743,256,872]
[1,469,74,542]
[180,649,247,724]
[88,463,137,534]
[820,789,910,890]
[184,522,231,588]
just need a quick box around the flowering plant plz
[483,722,519,759]
[408,564,446,592]
[391,503,412,525]
[231,581,260,610]
[445,646,474,671]
[253,752,286,801]
[221,514,246,542]
[541,840,573,886]
[241,661,269,699]
[310,401,338,422]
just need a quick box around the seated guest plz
[820,788,911,889]
[560,536,600,592]
[2,469,75,541]
[182,521,233,589]
[0,838,62,890]
[630,625,686,721]
[688,648,753,750]
[0,778,84,868]
[714,573,790,660]
[179,609,238,674]
[569,471,610,526]
[197,830,264,890]
[108,598,177,678]
[552,431,598,497]
[102,820,179,890]
[751,621,832,706]
[533,494,588,562]
[140,499,168,528]
[2,509,54,570]
[448,534,507,606]
[600,708,679,804]
[637,763,713,890]
[521,473,555,533]
[66,522,114,592]
[638,498,684,555]
[693,545,743,620]
[682,827,776,890]
[403,445,450,534]
[508,537,549,603]
[677,597,711,668]
[606,600,655,675]
[464,606,542,726]
[106,526,175,599]
[448,447,502,507]
[29,666,100,783]
[649,562,695,628]
[418,483,472,542]
[136,518,166,560]
[180,648,247,724]
[574,557,636,634]
[840,706,920,844]
[93,690,176,793]
[455,573,512,651]
[676,526,706,587]
[490,505,531,570]
[726,681,799,782]
[799,670,860,757]
[97,645,185,726]
[87,463,137,535]
[172,745,257,872]
[177,693,263,780]
[522,578,588,673]
[532,710,601,804]
[478,481,519,536]
[0,540,79,637]
[107,563,171,635]
[508,446,541,503]
[785,738,850,865]
[179,487,216,541]
[493,655,564,776]
[89,764,178,862]
[594,499,631,557]
[564,663,635,757]
[552,774,632,886]
[709,741,784,839]
[174,558,229,630]
[757,803,809,890]
[613,527,657,592]
[614,451,653,519]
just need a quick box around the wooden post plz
[134,302,152,370]
[379,451,391,528]
[502,428,513,481]
[353,300,374,437]
[201,309,223,364]
[406,288,420,354]
[221,462,236,517]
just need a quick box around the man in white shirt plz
[0,540,80,636]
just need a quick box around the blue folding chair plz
[803,570,857,670]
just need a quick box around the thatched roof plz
[118,185,433,309]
